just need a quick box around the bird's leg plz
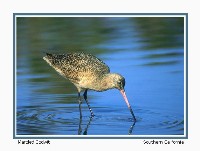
[78,92,82,118]
[78,115,82,135]
[83,90,95,117]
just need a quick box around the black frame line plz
[13,13,188,139]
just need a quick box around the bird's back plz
[43,52,110,86]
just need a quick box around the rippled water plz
[15,16,185,137]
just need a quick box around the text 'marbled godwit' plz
[43,52,136,122]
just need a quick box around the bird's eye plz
[117,81,121,85]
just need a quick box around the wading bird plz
[43,52,136,122]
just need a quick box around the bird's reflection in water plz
[77,106,136,135]
[78,116,93,135]
[77,117,136,135]
[128,121,136,135]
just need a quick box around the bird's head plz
[115,75,125,91]
[109,73,126,91]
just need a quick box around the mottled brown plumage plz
[43,52,136,121]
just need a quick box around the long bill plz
[120,90,136,122]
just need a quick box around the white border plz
[14,13,187,139]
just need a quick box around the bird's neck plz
[94,73,117,91]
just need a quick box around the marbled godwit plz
[43,52,136,122]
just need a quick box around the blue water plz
[15,17,185,137]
